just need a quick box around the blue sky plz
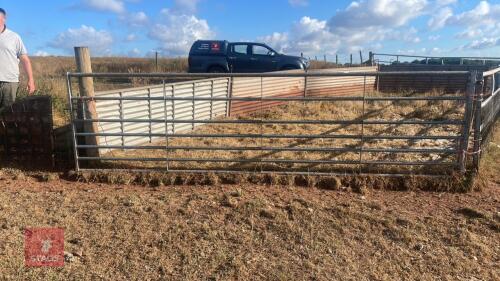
[0,0,499,61]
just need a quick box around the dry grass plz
[0,122,498,280]
[19,56,189,127]
[21,56,363,128]
[477,123,500,184]
[0,171,498,280]
[103,91,465,175]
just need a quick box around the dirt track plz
[0,174,498,280]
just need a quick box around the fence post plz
[74,47,100,160]
[459,71,476,172]
[472,73,484,171]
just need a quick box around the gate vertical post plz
[472,73,484,171]
[303,72,308,98]
[226,77,233,117]
[172,85,176,133]
[66,73,80,171]
[119,91,124,148]
[74,47,100,161]
[148,88,152,143]
[210,79,214,119]
[459,71,476,172]
[192,82,196,130]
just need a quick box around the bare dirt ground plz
[0,123,498,281]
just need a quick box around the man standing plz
[0,8,35,112]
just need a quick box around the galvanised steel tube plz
[78,156,456,166]
[71,96,466,102]
[68,71,470,78]
[76,145,457,154]
[76,168,455,178]
[66,73,80,171]
[73,118,465,126]
[373,53,500,60]
[75,132,462,140]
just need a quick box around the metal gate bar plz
[66,71,474,175]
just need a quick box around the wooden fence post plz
[74,47,100,160]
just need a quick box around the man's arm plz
[19,54,35,95]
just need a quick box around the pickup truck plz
[188,40,310,73]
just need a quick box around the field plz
[1,57,497,280]
[20,56,189,127]
[0,122,497,280]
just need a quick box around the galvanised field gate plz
[66,70,497,177]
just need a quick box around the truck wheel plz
[208,66,226,73]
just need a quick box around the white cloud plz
[425,1,500,50]
[435,0,456,6]
[121,11,149,27]
[462,37,500,50]
[148,9,214,56]
[329,0,428,30]
[48,25,113,55]
[80,0,125,14]
[428,35,441,41]
[128,48,141,57]
[261,0,432,56]
[174,0,201,13]
[427,7,453,30]
[289,0,308,7]
[34,50,51,57]
[125,33,137,42]
[428,1,500,36]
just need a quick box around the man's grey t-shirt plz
[0,28,28,83]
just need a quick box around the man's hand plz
[27,79,36,95]
[20,55,35,95]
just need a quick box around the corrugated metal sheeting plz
[95,78,229,151]
[306,67,377,97]
[229,66,377,116]
[94,67,378,150]
[378,65,492,93]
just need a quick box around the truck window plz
[252,45,274,56]
[232,44,249,55]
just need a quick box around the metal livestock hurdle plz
[472,67,500,169]
[66,71,478,176]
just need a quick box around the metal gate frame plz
[66,71,478,177]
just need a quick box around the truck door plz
[228,44,252,73]
[250,44,278,72]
